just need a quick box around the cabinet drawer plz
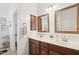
[35,44,40,55]
[40,42,48,48]
[49,50,61,55]
[29,38,39,44]
[49,44,79,55]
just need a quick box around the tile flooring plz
[1,48,17,55]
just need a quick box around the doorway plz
[13,11,17,51]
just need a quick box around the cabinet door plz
[35,45,40,55]
[31,43,36,55]
[30,43,40,55]
[40,46,48,55]
[29,40,32,55]
[49,50,60,55]
[29,38,40,55]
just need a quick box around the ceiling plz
[37,3,54,11]
[37,3,54,15]
[0,3,55,16]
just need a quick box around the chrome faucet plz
[62,36,69,42]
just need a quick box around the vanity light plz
[52,5,56,10]
[45,6,52,12]
[45,4,56,12]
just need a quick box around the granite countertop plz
[29,36,79,51]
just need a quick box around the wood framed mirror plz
[38,14,49,32]
[30,14,37,30]
[55,4,79,34]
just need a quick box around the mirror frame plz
[55,4,79,34]
[30,14,37,30]
[38,14,49,32]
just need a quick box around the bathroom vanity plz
[29,4,79,55]
[29,38,79,55]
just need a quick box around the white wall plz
[17,3,37,54]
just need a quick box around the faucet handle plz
[49,35,53,38]
[62,36,69,42]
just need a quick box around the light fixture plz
[45,4,56,12]
[45,6,52,12]
[53,5,56,10]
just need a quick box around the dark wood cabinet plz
[29,38,40,55]
[49,50,60,55]
[29,38,79,55]
[40,42,49,55]
[40,46,48,55]
[35,44,40,55]
[49,44,79,55]
[31,43,36,55]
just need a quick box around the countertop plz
[29,36,79,51]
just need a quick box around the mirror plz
[55,4,79,33]
[30,14,37,30]
[38,14,49,32]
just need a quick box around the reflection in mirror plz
[30,14,37,30]
[38,14,49,32]
[55,4,79,34]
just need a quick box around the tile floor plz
[1,48,17,55]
